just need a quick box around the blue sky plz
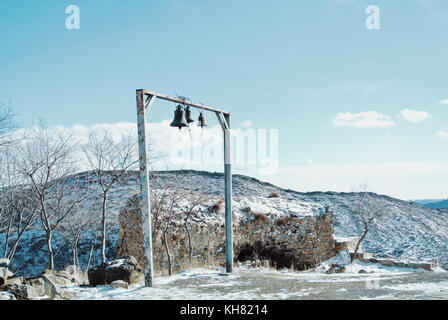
[1,0,448,199]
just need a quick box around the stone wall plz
[117,194,335,275]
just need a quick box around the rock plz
[88,256,144,287]
[25,277,47,297]
[325,264,346,274]
[42,272,73,286]
[23,272,73,299]
[325,265,336,274]
[64,265,87,285]
[334,266,346,274]
[4,277,24,286]
[111,280,129,289]
[0,258,9,268]
[4,283,39,300]
[41,276,61,299]
[358,269,368,274]
[0,291,16,300]
[0,267,8,286]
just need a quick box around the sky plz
[1,0,448,200]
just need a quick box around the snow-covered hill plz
[1,170,447,275]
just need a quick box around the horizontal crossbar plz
[142,90,231,115]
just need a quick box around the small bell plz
[185,106,195,124]
[198,112,207,128]
[170,105,189,129]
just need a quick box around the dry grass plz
[276,216,290,226]
[210,199,224,213]
[253,213,268,223]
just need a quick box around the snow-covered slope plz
[1,170,447,276]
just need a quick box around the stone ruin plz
[116,194,336,274]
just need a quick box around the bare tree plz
[83,130,138,263]
[0,101,18,148]
[15,124,89,270]
[0,148,39,261]
[348,185,388,262]
[58,196,100,268]
[180,189,210,263]
[150,185,183,276]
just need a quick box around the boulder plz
[358,269,368,274]
[25,277,47,297]
[0,258,9,268]
[88,256,144,287]
[0,267,8,286]
[3,283,39,300]
[24,275,63,299]
[325,264,346,274]
[111,280,129,289]
[23,271,74,299]
[42,272,73,286]
[64,265,87,285]
[4,277,24,286]
[41,276,61,299]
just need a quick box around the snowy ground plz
[61,262,448,300]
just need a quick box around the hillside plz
[1,170,448,276]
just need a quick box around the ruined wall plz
[117,195,335,275]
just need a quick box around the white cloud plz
[400,109,431,123]
[240,120,253,128]
[14,121,225,171]
[333,111,394,128]
[259,162,448,200]
[439,99,448,105]
[436,130,448,140]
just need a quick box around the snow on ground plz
[60,264,448,300]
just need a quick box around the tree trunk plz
[85,243,94,273]
[72,245,76,266]
[3,215,13,258]
[163,231,172,276]
[74,245,79,268]
[185,222,192,263]
[351,228,369,263]
[45,230,54,270]
[101,195,107,264]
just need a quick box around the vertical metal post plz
[223,113,233,273]
[136,89,154,287]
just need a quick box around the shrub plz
[253,213,268,223]
[210,199,224,213]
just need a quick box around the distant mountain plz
[413,199,444,205]
[425,200,448,209]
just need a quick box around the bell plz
[170,105,189,129]
[198,112,207,128]
[185,106,195,124]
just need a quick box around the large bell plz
[185,106,195,124]
[198,112,207,128]
[170,105,189,129]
